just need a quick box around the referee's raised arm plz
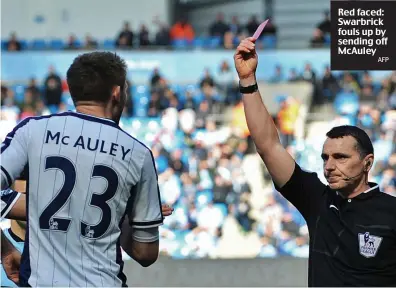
[233,37,295,188]
[234,37,396,288]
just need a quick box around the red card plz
[252,19,269,40]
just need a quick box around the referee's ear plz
[363,154,374,172]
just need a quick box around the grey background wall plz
[124,258,308,286]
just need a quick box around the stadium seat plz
[171,84,187,103]
[183,84,199,96]
[322,88,333,99]
[47,105,59,114]
[73,39,83,49]
[278,241,294,256]
[334,92,359,115]
[206,37,222,49]
[146,118,161,132]
[155,154,169,174]
[61,92,70,103]
[11,84,25,103]
[133,103,148,117]
[169,230,190,259]
[233,36,240,47]
[132,93,149,116]
[172,130,186,150]
[360,113,374,128]
[193,37,205,48]
[172,39,190,49]
[372,82,382,95]
[214,203,228,217]
[381,113,388,124]
[212,91,223,102]
[373,138,393,162]
[20,40,28,50]
[195,190,214,207]
[262,36,277,49]
[193,92,205,105]
[1,40,7,50]
[1,39,27,50]
[30,39,47,50]
[324,34,331,45]
[341,114,357,126]
[169,84,182,95]
[131,84,149,97]
[102,39,115,49]
[191,128,206,140]
[61,92,75,110]
[50,39,65,50]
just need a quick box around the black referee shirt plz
[275,162,396,287]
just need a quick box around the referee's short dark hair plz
[326,125,374,159]
[67,51,127,104]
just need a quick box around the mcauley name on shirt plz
[45,130,131,161]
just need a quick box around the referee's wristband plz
[239,81,258,94]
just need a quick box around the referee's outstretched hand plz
[234,37,258,81]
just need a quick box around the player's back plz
[17,111,159,286]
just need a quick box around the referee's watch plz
[239,81,258,94]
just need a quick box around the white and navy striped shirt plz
[0,111,163,287]
[1,189,21,219]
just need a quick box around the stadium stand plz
[1,58,395,258]
[1,12,280,52]
[1,1,394,260]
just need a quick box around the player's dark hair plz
[326,125,374,159]
[66,52,127,104]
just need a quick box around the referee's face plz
[322,136,365,190]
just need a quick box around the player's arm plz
[121,149,163,267]
[120,216,159,267]
[121,204,172,265]
[1,118,30,190]
[234,37,295,188]
[1,229,21,285]
[1,189,25,220]
[4,193,26,220]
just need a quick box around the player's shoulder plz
[13,112,70,130]
[116,128,156,170]
[117,128,152,153]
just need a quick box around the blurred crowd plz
[3,13,278,51]
[1,57,395,258]
[0,59,241,122]
[3,9,339,51]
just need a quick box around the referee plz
[234,37,396,286]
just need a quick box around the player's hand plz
[161,204,174,217]
[2,249,21,285]
[234,37,258,82]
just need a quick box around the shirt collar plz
[336,182,380,200]
[354,182,380,199]
[71,111,116,123]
